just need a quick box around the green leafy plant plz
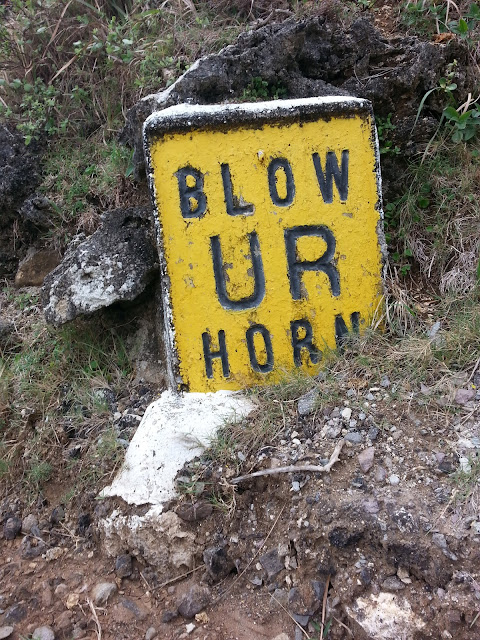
[376,113,401,155]
[443,103,480,142]
[241,76,288,101]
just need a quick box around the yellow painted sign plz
[144,97,384,392]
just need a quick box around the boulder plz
[0,124,43,276]
[41,206,158,326]
[120,16,470,187]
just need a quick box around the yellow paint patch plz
[146,99,384,392]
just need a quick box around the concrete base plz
[101,390,255,507]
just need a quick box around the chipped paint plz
[144,97,385,392]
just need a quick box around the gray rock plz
[91,582,117,605]
[145,628,157,640]
[389,474,400,485]
[42,207,158,326]
[0,124,43,277]
[345,432,363,445]
[4,603,27,623]
[368,426,379,441]
[357,446,375,472]
[0,627,14,639]
[32,626,55,640]
[259,548,285,580]
[381,576,405,591]
[3,516,22,540]
[297,388,319,416]
[203,546,235,582]
[432,533,458,561]
[22,513,38,534]
[117,597,148,621]
[325,425,342,439]
[162,610,177,623]
[115,553,133,578]
[0,318,14,347]
[177,584,211,619]
[123,16,469,190]
[454,388,476,405]
[50,505,65,525]
[176,502,213,522]
[380,375,391,388]
[292,613,310,627]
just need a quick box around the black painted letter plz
[246,324,274,373]
[268,158,295,207]
[284,225,340,299]
[335,312,360,350]
[202,330,230,378]
[291,319,321,367]
[176,166,207,218]
[312,150,349,203]
[210,231,266,310]
[221,164,254,216]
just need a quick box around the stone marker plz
[144,97,384,393]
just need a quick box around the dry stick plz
[470,610,480,628]
[87,598,102,640]
[333,616,354,637]
[153,564,204,591]
[212,503,286,605]
[467,355,480,384]
[231,439,345,485]
[269,592,309,638]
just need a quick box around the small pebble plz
[345,432,363,445]
[91,582,117,606]
[32,627,55,640]
[145,627,157,640]
[389,474,400,485]
[341,407,352,421]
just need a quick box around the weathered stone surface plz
[122,16,470,186]
[115,553,133,578]
[91,582,117,605]
[358,446,375,473]
[42,207,158,326]
[259,548,284,580]
[297,388,319,416]
[100,507,197,576]
[0,627,14,639]
[454,388,475,405]
[176,584,211,619]
[4,516,22,540]
[4,603,27,623]
[0,124,43,276]
[203,546,235,582]
[32,626,55,640]
[15,249,61,288]
[176,501,213,522]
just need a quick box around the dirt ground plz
[2,351,480,640]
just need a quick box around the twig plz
[269,592,308,638]
[153,564,204,591]
[333,616,354,636]
[231,440,345,485]
[212,503,286,605]
[470,610,480,628]
[140,570,152,592]
[467,355,480,384]
[321,575,330,638]
[87,597,102,640]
